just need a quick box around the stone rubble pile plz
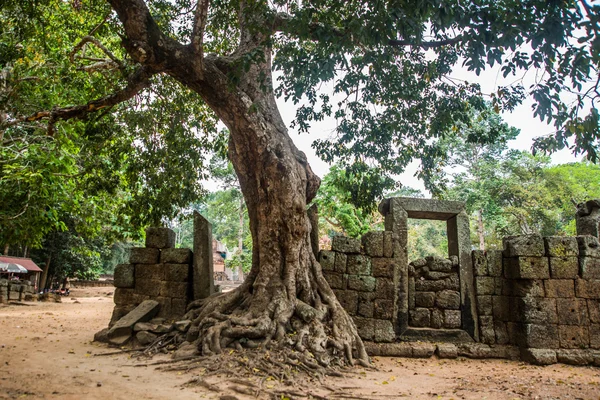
[0,279,35,303]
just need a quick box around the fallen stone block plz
[436,343,458,359]
[521,348,557,365]
[136,330,158,346]
[174,320,191,332]
[107,300,160,346]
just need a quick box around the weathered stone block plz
[575,279,600,298]
[559,325,589,349]
[107,300,160,344]
[479,316,495,345]
[409,308,430,327]
[425,270,452,280]
[523,324,559,348]
[487,250,504,277]
[549,256,579,279]
[577,236,600,257]
[318,250,335,272]
[362,231,384,257]
[383,231,394,258]
[415,279,446,292]
[375,277,395,299]
[475,276,495,295]
[114,264,135,288]
[557,298,589,325]
[415,292,435,308]
[516,297,558,324]
[505,257,550,279]
[132,293,150,304]
[430,309,443,329]
[446,274,460,291]
[145,227,175,249]
[135,278,162,297]
[334,252,347,273]
[503,235,545,257]
[371,258,395,278]
[556,349,593,365]
[477,295,493,316]
[411,343,437,358]
[135,263,165,281]
[427,256,454,272]
[472,250,488,276]
[171,297,187,317]
[502,279,545,297]
[347,255,372,276]
[436,343,458,359]
[114,288,135,306]
[588,300,600,323]
[492,296,510,321]
[436,290,460,310]
[331,236,361,253]
[521,348,557,365]
[160,248,192,264]
[348,275,376,292]
[155,296,172,318]
[165,263,190,282]
[544,236,579,257]
[579,256,600,279]
[129,247,160,264]
[333,289,358,315]
[544,279,575,298]
[590,324,600,349]
[374,299,394,320]
[408,277,415,310]
[358,301,374,318]
[324,272,344,289]
[443,310,461,328]
[161,281,189,299]
[353,317,373,340]
[494,321,509,344]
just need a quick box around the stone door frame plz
[379,197,479,341]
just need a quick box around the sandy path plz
[1,289,599,399]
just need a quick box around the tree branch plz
[3,66,154,132]
[388,37,463,49]
[191,0,210,57]
[70,35,125,70]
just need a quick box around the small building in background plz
[0,256,43,290]
[212,239,231,281]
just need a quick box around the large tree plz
[2,0,599,366]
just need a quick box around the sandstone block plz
[446,274,460,291]
[436,290,460,310]
[425,270,451,280]
[145,227,175,249]
[133,322,158,332]
[333,289,358,315]
[475,276,495,295]
[557,298,589,325]
[353,317,373,340]
[503,235,545,257]
[427,256,454,272]
[559,325,589,349]
[415,279,446,292]
[383,231,394,258]
[347,255,372,276]
[135,263,165,281]
[479,316,495,344]
[590,324,600,349]
[165,263,190,282]
[134,279,162,297]
[575,279,600,298]
[410,308,430,327]
[505,257,550,279]
[358,301,374,318]
[348,275,376,292]
[430,309,443,329]
[129,247,160,264]
[371,258,395,278]
[373,319,396,342]
[487,250,504,277]
[556,349,593,365]
[516,297,558,324]
[136,330,158,346]
[477,295,493,316]
[361,231,384,257]
[318,250,335,271]
[160,248,192,264]
[523,323,559,348]
[331,236,361,253]
[549,256,579,279]
[472,250,488,276]
[588,299,600,323]
[577,236,600,257]
[375,277,395,299]
[334,252,347,273]
[373,299,394,320]
[502,279,545,297]
[544,236,579,257]
[494,321,509,344]
[544,279,575,298]
[443,310,461,329]
[521,348,557,365]
[114,288,136,306]
[415,292,435,308]
[114,264,135,288]
[161,281,189,299]
[436,343,458,359]
[411,343,436,358]
[579,256,600,279]
[107,300,160,345]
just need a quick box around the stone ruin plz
[320,197,600,366]
[0,279,35,303]
[97,197,600,366]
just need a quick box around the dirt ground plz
[1,287,599,400]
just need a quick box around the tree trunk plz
[478,208,485,250]
[237,195,245,282]
[39,255,51,291]
[23,245,28,258]
[3,244,8,256]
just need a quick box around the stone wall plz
[111,227,192,325]
[0,279,35,303]
[320,232,397,342]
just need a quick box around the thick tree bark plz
[237,195,245,282]
[106,0,368,366]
